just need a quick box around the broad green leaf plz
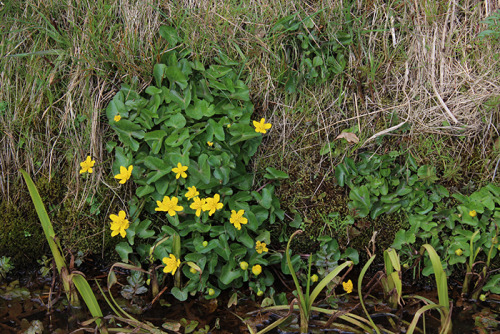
[169,89,191,110]
[166,66,188,90]
[264,167,289,180]
[113,120,145,151]
[206,65,233,79]
[349,185,371,217]
[136,185,155,198]
[116,242,133,262]
[165,128,189,147]
[219,264,242,285]
[171,287,188,301]
[136,220,155,238]
[335,164,349,187]
[208,118,225,141]
[144,129,168,141]
[159,26,180,46]
[163,112,186,129]
[153,64,167,87]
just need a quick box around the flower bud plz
[240,261,249,270]
[202,241,208,247]
[310,274,318,283]
[252,264,262,276]
[455,249,463,256]
[257,290,264,296]
[479,294,486,301]
[208,288,215,296]
[190,267,197,274]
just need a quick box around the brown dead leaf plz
[336,132,359,144]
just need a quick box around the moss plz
[0,175,119,269]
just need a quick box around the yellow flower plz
[455,249,463,256]
[155,196,184,216]
[342,279,353,294]
[311,274,319,283]
[469,210,477,217]
[79,156,96,174]
[253,118,272,134]
[240,261,249,270]
[255,241,268,254]
[202,194,223,216]
[109,210,129,238]
[185,186,199,200]
[114,165,133,184]
[207,141,213,147]
[162,254,180,275]
[252,264,262,276]
[230,210,248,230]
[190,197,206,217]
[114,115,121,122]
[172,162,188,179]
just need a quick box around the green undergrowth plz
[1,0,499,275]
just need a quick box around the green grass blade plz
[72,273,103,327]
[285,231,307,315]
[20,169,66,273]
[420,245,449,308]
[308,261,352,308]
[357,255,381,334]
[407,304,440,334]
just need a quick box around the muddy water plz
[1,271,499,334]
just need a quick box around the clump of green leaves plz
[271,11,351,93]
[335,152,448,219]
[478,10,500,41]
[392,184,499,296]
[0,256,14,280]
[106,26,287,300]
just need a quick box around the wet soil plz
[1,266,499,334]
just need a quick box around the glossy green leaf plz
[116,242,133,262]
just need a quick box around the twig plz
[362,121,408,146]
